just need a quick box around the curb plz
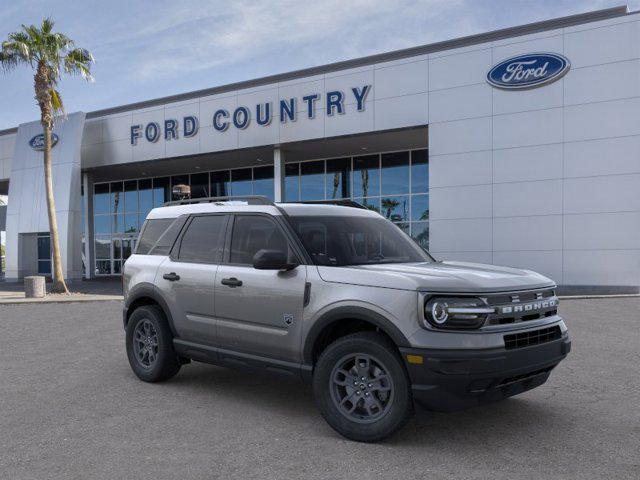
[0,295,123,305]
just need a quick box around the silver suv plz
[123,196,570,442]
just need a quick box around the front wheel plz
[125,305,181,382]
[313,331,414,442]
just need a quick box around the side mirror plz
[252,249,298,271]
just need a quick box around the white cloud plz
[95,0,475,82]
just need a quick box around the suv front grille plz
[485,288,558,326]
[504,326,562,350]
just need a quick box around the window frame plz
[171,213,230,265]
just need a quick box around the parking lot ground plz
[0,298,639,480]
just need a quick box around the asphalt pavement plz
[0,298,638,479]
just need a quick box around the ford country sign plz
[487,53,570,90]
[29,133,59,151]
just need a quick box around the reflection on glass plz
[381,152,409,195]
[122,239,133,260]
[95,237,110,259]
[94,215,110,235]
[113,238,122,259]
[353,155,380,198]
[112,214,124,234]
[88,149,429,273]
[395,223,410,235]
[210,171,230,197]
[190,172,209,198]
[37,235,51,260]
[138,179,153,217]
[95,260,111,275]
[381,196,409,222]
[253,166,274,199]
[411,194,429,221]
[94,183,110,214]
[411,222,429,250]
[231,168,252,196]
[326,158,350,199]
[354,197,380,213]
[38,260,52,275]
[153,177,170,207]
[113,261,122,274]
[110,182,123,214]
[411,150,429,193]
[124,214,138,233]
[301,161,325,201]
[124,180,138,213]
[285,163,299,202]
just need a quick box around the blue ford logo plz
[29,133,59,151]
[487,53,570,90]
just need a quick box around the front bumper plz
[400,333,571,411]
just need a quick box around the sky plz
[0,0,638,130]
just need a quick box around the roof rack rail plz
[163,195,275,207]
[293,199,367,209]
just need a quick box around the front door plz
[214,214,307,362]
[156,214,229,345]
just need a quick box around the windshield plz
[288,215,434,266]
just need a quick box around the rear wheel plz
[126,305,181,382]
[313,331,414,442]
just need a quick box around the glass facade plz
[92,165,274,275]
[37,232,51,275]
[90,149,428,275]
[284,149,429,249]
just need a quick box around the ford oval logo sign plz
[487,53,570,90]
[29,133,59,151]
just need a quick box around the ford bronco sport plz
[123,196,570,442]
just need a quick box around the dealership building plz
[0,6,639,293]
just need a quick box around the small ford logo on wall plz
[487,53,570,90]
[29,133,59,151]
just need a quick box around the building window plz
[283,148,429,248]
[37,232,51,275]
[326,158,350,199]
[300,161,325,201]
[92,163,276,275]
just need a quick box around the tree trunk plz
[35,63,68,294]
[43,124,69,294]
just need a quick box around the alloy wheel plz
[330,353,395,423]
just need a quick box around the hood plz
[316,261,555,293]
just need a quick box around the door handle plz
[163,272,180,281]
[221,277,243,288]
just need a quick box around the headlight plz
[424,297,494,329]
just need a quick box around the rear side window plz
[136,218,174,254]
[177,215,227,263]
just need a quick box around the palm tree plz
[0,18,93,293]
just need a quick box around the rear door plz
[214,214,307,362]
[156,214,229,345]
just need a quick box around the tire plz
[313,331,414,442]
[125,305,181,382]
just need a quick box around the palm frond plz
[41,17,55,35]
[50,87,64,114]
[1,18,95,119]
[64,47,94,82]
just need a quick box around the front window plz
[288,215,433,266]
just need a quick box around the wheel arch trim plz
[124,283,177,336]
[303,306,411,365]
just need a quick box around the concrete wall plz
[427,14,640,289]
[4,113,85,280]
[0,132,15,180]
